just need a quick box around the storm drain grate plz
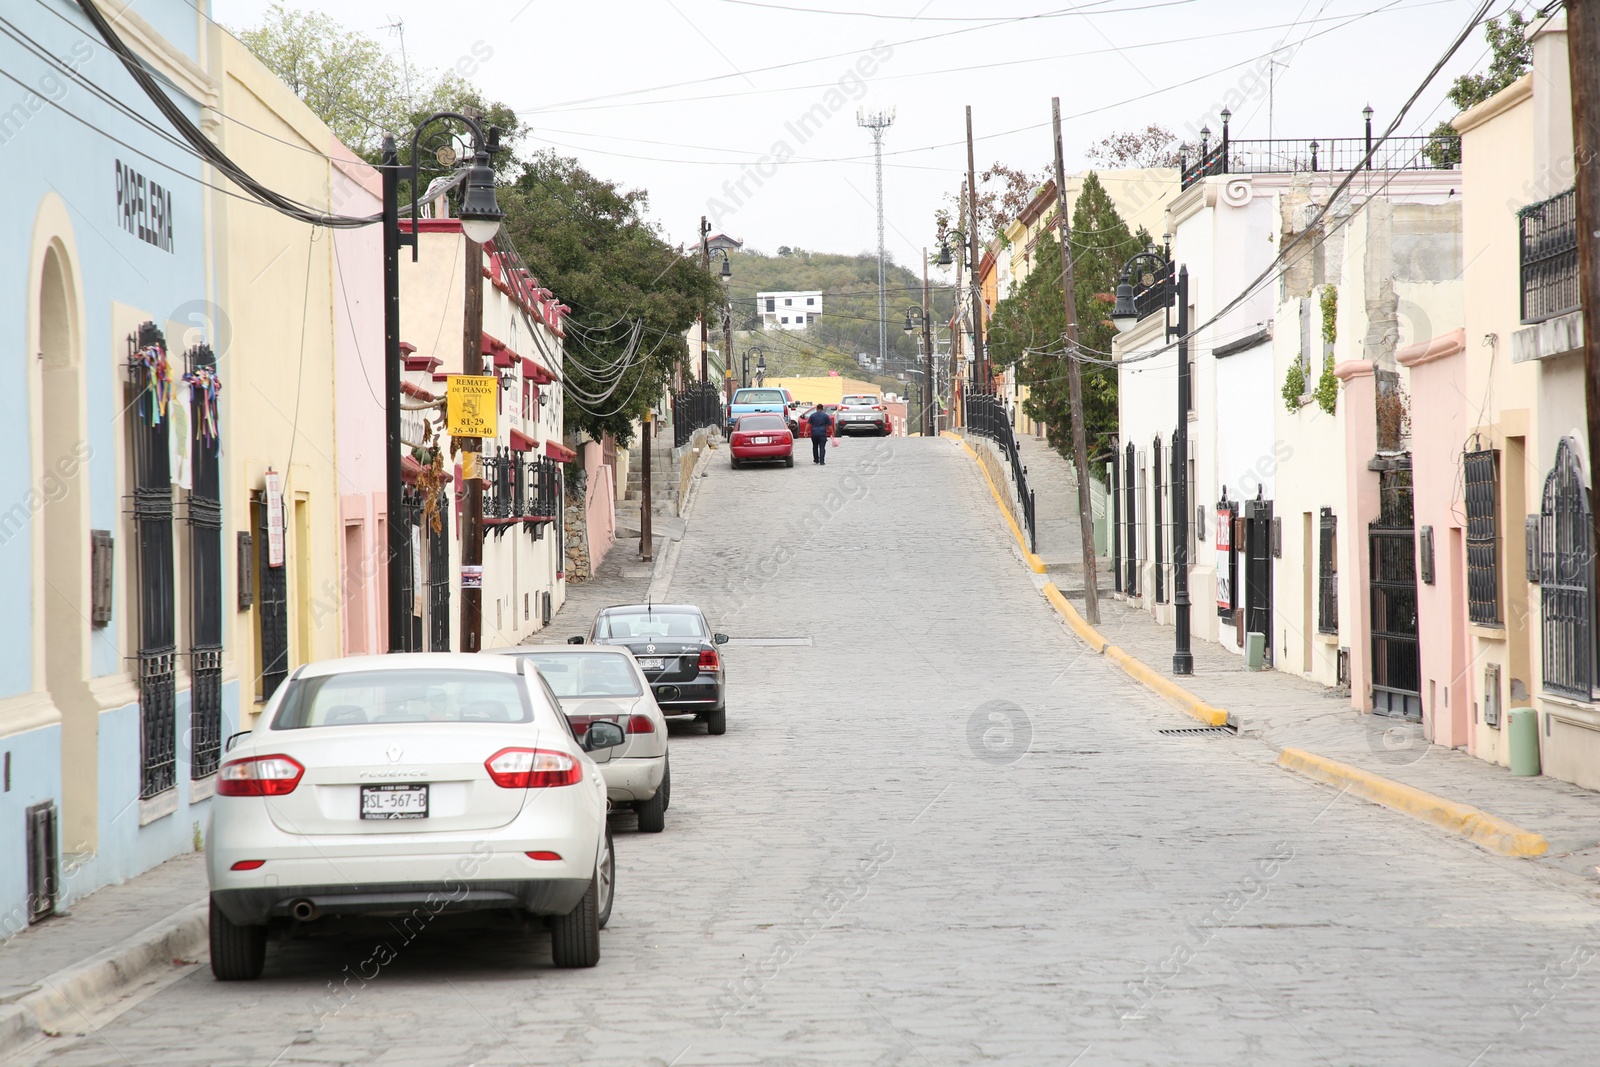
[724,636,814,647]
[1157,726,1233,736]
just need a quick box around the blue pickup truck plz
[726,387,796,435]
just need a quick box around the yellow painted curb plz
[1103,645,1229,726]
[1042,582,1108,654]
[942,432,1046,573]
[1276,748,1549,857]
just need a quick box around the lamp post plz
[381,114,503,654]
[938,227,982,398]
[702,237,733,425]
[1111,247,1193,676]
[744,345,767,388]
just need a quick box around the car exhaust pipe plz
[289,898,318,922]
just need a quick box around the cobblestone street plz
[15,436,1600,1067]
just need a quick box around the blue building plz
[1,1,235,930]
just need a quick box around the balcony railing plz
[1519,187,1580,324]
[1180,121,1458,190]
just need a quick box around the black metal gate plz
[257,491,289,701]
[1540,437,1592,698]
[1152,436,1166,604]
[427,496,451,652]
[1123,441,1138,596]
[1216,492,1236,622]
[399,487,425,652]
[1370,467,1421,719]
[129,324,176,798]
[672,381,723,448]
[186,344,223,779]
[1245,493,1274,665]
[1110,451,1122,593]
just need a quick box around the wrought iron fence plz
[1181,134,1455,190]
[485,452,562,536]
[129,323,177,798]
[673,381,724,449]
[965,391,1036,553]
[186,343,223,779]
[1519,187,1579,324]
[1464,448,1500,625]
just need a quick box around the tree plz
[237,4,524,167]
[987,172,1144,464]
[498,151,725,446]
[932,162,1047,251]
[1424,9,1532,166]
[1086,124,1181,169]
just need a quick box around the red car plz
[729,413,795,469]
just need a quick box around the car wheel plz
[636,765,667,833]
[731,456,741,469]
[551,871,603,967]
[706,706,727,735]
[596,826,615,928]
[661,753,672,810]
[784,455,794,468]
[209,896,266,981]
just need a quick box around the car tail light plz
[566,716,592,735]
[526,851,563,861]
[230,860,266,871]
[698,648,721,672]
[625,714,655,734]
[217,755,304,797]
[485,747,581,788]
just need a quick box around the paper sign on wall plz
[264,469,284,568]
[447,375,498,438]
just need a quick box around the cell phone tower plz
[857,107,896,371]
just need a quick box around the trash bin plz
[1507,707,1540,777]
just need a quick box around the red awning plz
[509,428,537,452]
[522,357,556,384]
[545,440,577,463]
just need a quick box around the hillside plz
[721,248,956,388]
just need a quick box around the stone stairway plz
[615,436,678,537]
[1013,432,1115,597]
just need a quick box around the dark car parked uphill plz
[571,605,729,735]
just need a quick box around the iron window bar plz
[128,323,177,799]
[185,342,224,780]
[1463,448,1501,625]
[1318,508,1338,634]
[1519,187,1579,324]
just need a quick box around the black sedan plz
[570,604,728,734]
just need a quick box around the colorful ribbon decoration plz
[136,344,176,426]
[184,365,222,444]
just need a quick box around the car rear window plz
[734,389,785,403]
[271,669,533,729]
[524,653,644,698]
[738,415,786,431]
[596,611,706,640]
[841,395,880,406]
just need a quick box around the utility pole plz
[966,106,987,392]
[460,231,485,653]
[640,411,654,562]
[921,248,934,438]
[858,108,896,370]
[699,215,710,387]
[723,301,735,409]
[381,135,408,653]
[1052,97,1101,625]
[1569,2,1600,489]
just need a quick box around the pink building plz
[329,145,387,656]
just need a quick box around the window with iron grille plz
[186,344,224,779]
[1464,448,1501,625]
[1318,508,1337,633]
[128,324,176,799]
[1519,187,1579,324]
[257,491,290,699]
[1540,437,1592,699]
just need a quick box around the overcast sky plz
[213,0,1494,282]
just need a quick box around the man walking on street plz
[805,404,834,465]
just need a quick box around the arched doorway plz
[38,242,95,854]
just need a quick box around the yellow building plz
[765,375,884,405]
[208,30,348,716]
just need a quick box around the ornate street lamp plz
[1111,245,1194,676]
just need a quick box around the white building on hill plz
[759,291,822,330]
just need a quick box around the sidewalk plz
[962,431,1600,875]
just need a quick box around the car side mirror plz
[567,636,585,645]
[713,633,729,645]
[584,720,626,762]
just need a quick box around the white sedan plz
[205,653,621,980]
[498,647,670,832]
